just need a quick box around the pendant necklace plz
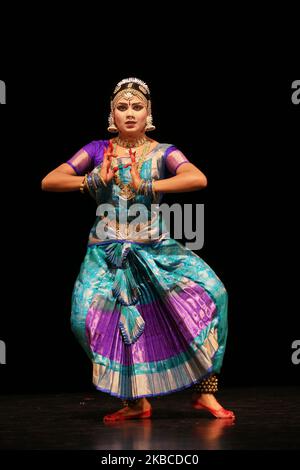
[110,139,152,200]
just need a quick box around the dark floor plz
[0,387,299,450]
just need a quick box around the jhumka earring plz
[145,101,156,131]
[145,115,156,131]
[107,111,118,133]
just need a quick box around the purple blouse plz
[66,140,190,176]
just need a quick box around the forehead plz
[115,97,144,105]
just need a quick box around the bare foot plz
[192,393,235,419]
[103,398,152,422]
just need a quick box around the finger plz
[129,148,136,163]
[108,141,114,154]
[103,153,113,168]
[103,150,110,162]
[104,142,114,161]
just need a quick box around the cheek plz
[114,111,123,124]
[137,111,147,122]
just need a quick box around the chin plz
[125,127,139,132]
[122,129,141,136]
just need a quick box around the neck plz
[115,133,148,148]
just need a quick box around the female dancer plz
[41,77,235,422]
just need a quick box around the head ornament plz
[108,77,155,133]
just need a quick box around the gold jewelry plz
[145,101,156,131]
[81,172,107,198]
[193,374,219,394]
[112,88,148,109]
[79,174,87,194]
[98,173,107,188]
[113,135,148,149]
[111,140,152,200]
[122,398,139,407]
[91,173,98,191]
[137,179,144,193]
[113,78,150,97]
[152,180,157,198]
[107,112,118,133]
[108,78,156,134]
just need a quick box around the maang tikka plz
[107,77,156,133]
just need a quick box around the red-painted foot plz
[192,401,235,419]
[103,407,152,423]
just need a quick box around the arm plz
[153,159,208,194]
[41,162,85,192]
[41,146,95,192]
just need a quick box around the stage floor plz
[0,387,299,450]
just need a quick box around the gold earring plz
[145,115,156,131]
[107,112,118,133]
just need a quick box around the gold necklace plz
[111,140,152,200]
[113,135,148,148]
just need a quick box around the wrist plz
[79,174,87,193]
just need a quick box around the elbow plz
[200,175,208,189]
[195,174,208,190]
[41,178,46,191]
[41,176,50,191]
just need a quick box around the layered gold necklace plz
[113,135,148,149]
[110,139,152,200]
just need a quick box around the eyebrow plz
[117,101,144,106]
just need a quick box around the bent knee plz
[215,280,228,303]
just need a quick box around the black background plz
[0,54,299,394]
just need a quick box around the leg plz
[192,374,235,419]
[103,397,152,423]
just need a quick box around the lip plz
[125,121,136,124]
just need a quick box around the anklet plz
[193,374,219,393]
[122,398,139,407]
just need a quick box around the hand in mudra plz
[99,142,118,185]
[128,149,143,191]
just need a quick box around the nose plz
[126,105,135,119]
[126,112,135,120]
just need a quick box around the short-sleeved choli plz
[66,140,190,177]
[163,146,190,176]
[66,140,109,175]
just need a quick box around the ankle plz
[192,392,217,402]
[126,397,150,408]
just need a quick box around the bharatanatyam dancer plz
[41,77,235,421]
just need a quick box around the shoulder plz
[158,143,179,160]
[82,139,109,157]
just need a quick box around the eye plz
[133,104,143,111]
[117,105,127,111]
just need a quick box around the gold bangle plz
[152,180,157,196]
[79,174,87,194]
[98,173,108,188]
[137,179,145,194]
